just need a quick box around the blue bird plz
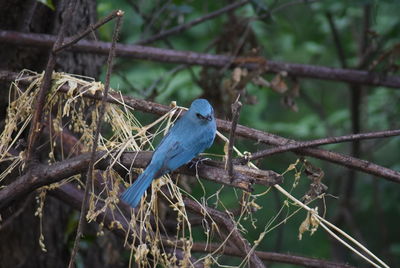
[121,99,217,208]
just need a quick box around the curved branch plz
[0,151,281,211]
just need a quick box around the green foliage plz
[37,0,55,10]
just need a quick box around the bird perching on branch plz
[121,99,217,208]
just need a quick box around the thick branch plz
[0,151,281,211]
[1,30,400,88]
[0,151,105,211]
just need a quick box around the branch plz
[220,122,400,183]
[325,12,347,68]
[68,10,123,268]
[184,198,265,267]
[191,242,355,268]
[0,151,105,211]
[136,0,249,45]
[227,96,242,177]
[0,151,282,211]
[55,10,122,53]
[25,0,77,161]
[2,31,400,88]
[238,129,400,163]
[1,70,399,183]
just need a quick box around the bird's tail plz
[121,165,158,208]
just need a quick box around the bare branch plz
[1,31,400,88]
[0,151,105,211]
[0,151,281,211]
[55,10,122,53]
[25,0,77,162]
[325,12,347,68]
[184,198,266,267]
[238,129,400,163]
[191,242,355,268]
[227,96,242,178]
[68,11,123,267]
[136,0,249,45]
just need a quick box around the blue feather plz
[121,99,216,208]
[121,163,157,208]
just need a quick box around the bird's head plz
[188,99,214,123]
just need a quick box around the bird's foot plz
[189,157,210,169]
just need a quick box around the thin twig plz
[25,0,77,162]
[325,12,347,68]
[237,129,400,163]
[0,194,33,231]
[227,95,242,178]
[184,198,265,267]
[136,0,249,45]
[67,10,124,268]
[2,31,400,88]
[54,10,121,53]
[191,242,355,268]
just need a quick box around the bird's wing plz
[165,137,212,171]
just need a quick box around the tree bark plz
[0,1,105,267]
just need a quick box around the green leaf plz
[37,0,55,10]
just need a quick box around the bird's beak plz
[206,115,212,121]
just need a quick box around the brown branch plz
[1,70,400,183]
[238,129,400,163]
[191,242,355,268]
[0,151,105,211]
[227,96,242,178]
[136,0,249,45]
[25,0,77,162]
[120,153,281,190]
[2,31,400,88]
[325,12,347,68]
[184,198,266,267]
[68,11,123,268]
[221,122,400,183]
[0,193,34,231]
[0,150,281,211]
[55,9,122,53]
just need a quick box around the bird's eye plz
[196,113,205,120]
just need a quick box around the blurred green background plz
[95,0,400,266]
